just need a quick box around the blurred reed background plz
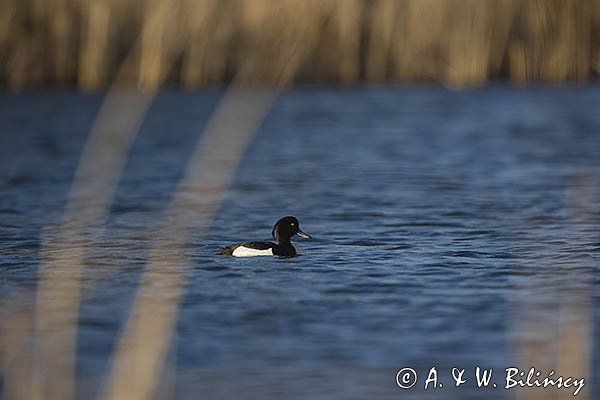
[1,0,599,90]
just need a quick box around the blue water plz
[1,86,600,399]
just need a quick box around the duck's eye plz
[291,222,295,226]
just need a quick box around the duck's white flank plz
[232,246,274,257]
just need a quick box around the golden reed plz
[0,0,599,89]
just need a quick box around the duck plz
[218,216,311,257]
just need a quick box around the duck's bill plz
[296,229,311,239]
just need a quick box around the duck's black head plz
[272,216,311,242]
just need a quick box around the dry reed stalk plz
[236,0,289,84]
[328,0,363,84]
[513,310,560,400]
[28,0,53,86]
[443,0,494,87]
[487,0,519,77]
[554,299,591,400]
[180,0,231,86]
[551,172,598,400]
[3,0,37,88]
[365,0,398,82]
[49,0,78,85]
[30,39,164,397]
[102,87,278,400]
[594,1,600,76]
[391,0,447,82]
[137,0,182,90]
[5,40,33,89]
[32,89,154,400]
[79,0,113,90]
[1,307,35,400]
[513,310,558,400]
[304,1,333,82]
[0,0,15,53]
[513,171,596,400]
[572,0,593,81]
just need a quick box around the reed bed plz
[0,0,598,89]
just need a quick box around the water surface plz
[1,86,599,399]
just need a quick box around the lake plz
[1,86,599,399]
